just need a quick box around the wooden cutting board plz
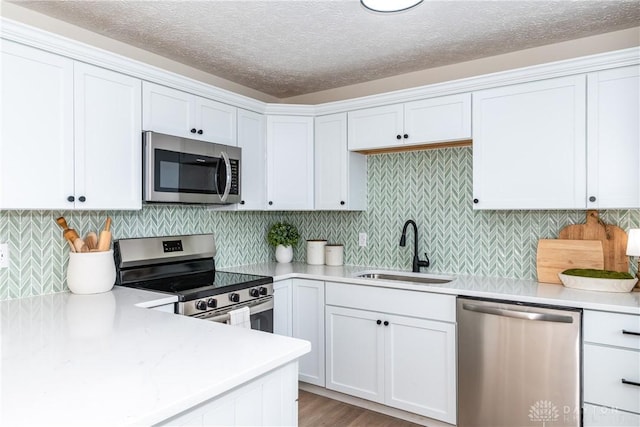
[558,210,628,273]
[536,239,604,284]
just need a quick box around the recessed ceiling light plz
[360,0,424,13]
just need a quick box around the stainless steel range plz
[114,234,274,332]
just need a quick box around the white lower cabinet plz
[583,310,640,426]
[292,279,325,386]
[325,282,457,424]
[273,279,293,337]
[157,361,298,427]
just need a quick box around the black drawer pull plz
[622,329,640,336]
[621,379,640,387]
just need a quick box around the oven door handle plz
[208,298,273,324]
[219,151,232,203]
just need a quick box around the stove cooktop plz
[122,270,273,302]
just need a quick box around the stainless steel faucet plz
[399,219,430,273]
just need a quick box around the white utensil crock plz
[66,249,116,294]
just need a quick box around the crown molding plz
[2,18,638,119]
[0,17,269,114]
[313,47,640,116]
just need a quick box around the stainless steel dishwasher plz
[457,297,582,427]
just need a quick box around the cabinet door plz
[587,66,640,209]
[347,104,404,151]
[142,82,194,138]
[325,305,385,403]
[195,98,236,145]
[236,109,266,210]
[74,63,142,210]
[292,279,325,386]
[273,280,293,337]
[314,113,367,211]
[472,75,587,209]
[385,315,457,424]
[266,116,314,210]
[1,40,74,209]
[404,93,471,146]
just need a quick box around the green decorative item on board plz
[267,222,300,263]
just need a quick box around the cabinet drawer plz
[584,403,640,427]
[325,282,455,322]
[584,344,640,414]
[585,311,640,350]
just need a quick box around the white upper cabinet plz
[1,41,141,210]
[266,115,314,210]
[143,81,236,145]
[315,113,367,210]
[236,109,267,210]
[586,65,640,209]
[1,40,74,210]
[74,62,142,210]
[472,75,587,210]
[347,93,471,151]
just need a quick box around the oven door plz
[201,297,273,333]
[143,131,240,204]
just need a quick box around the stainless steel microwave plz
[143,131,241,205]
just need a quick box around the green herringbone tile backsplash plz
[1,147,639,300]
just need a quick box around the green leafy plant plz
[267,222,300,247]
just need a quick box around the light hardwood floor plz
[298,390,423,427]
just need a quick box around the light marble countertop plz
[0,287,310,426]
[221,262,640,315]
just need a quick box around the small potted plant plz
[267,222,300,263]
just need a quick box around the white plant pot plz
[275,244,293,263]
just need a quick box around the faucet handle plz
[419,253,430,268]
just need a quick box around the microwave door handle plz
[220,151,232,202]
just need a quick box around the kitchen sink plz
[355,271,455,285]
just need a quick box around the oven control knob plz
[229,293,240,303]
[195,300,207,311]
[249,288,260,297]
[207,298,217,308]
[259,287,268,296]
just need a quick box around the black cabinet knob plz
[78,196,86,202]
[403,134,409,139]
[268,201,273,206]
[473,198,479,204]
[197,129,203,135]
[384,321,389,326]
[67,196,75,202]
[589,196,596,202]
[190,128,197,133]
[396,135,402,140]
[240,200,245,205]
[340,201,345,206]
[376,320,382,325]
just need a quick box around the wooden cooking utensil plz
[97,217,112,252]
[536,239,604,284]
[558,210,628,273]
[73,238,89,253]
[55,216,80,252]
[84,232,98,250]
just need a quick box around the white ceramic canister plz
[306,240,327,265]
[325,244,344,266]
[66,249,116,294]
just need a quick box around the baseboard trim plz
[298,383,454,427]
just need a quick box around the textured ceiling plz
[9,0,640,98]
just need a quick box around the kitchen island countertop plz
[221,262,640,315]
[0,287,310,426]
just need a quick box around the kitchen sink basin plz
[355,271,455,285]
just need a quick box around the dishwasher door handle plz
[462,303,575,323]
